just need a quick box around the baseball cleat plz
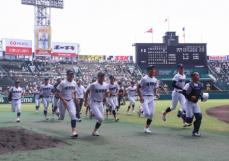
[144,128,152,133]
[92,131,100,136]
[76,118,82,122]
[115,118,119,122]
[161,112,166,121]
[192,132,201,137]
[16,118,20,123]
[71,132,78,138]
[183,122,192,127]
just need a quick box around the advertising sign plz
[51,42,79,57]
[35,26,51,56]
[4,38,32,56]
[79,55,105,61]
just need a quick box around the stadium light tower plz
[21,0,64,56]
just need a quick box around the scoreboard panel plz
[135,43,207,68]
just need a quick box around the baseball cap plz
[66,69,74,75]
[44,77,49,80]
[147,65,156,71]
[97,72,105,77]
[15,80,20,83]
[177,63,184,68]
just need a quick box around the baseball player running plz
[117,82,125,110]
[162,64,187,124]
[34,86,41,112]
[180,72,205,137]
[107,75,119,121]
[56,69,79,138]
[75,79,86,122]
[39,78,54,120]
[51,78,62,118]
[126,81,137,114]
[137,66,160,133]
[8,80,24,123]
[85,77,97,118]
[84,72,109,136]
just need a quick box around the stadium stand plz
[208,60,229,90]
[1,58,228,96]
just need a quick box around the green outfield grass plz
[0,99,229,161]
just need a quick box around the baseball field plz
[0,99,229,161]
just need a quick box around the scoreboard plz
[135,43,207,68]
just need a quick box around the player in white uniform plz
[56,69,79,138]
[75,79,86,122]
[137,66,160,133]
[39,78,54,120]
[34,86,41,112]
[126,81,137,114]
[107,75,119,121]
[162,64,187,125]
[8,80,24,122]
[85,77,97,118]
[84,72,109,136]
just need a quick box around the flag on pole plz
[145,28,153,33]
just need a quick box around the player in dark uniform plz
[180,72,205,137]
[117,81,125,111]
[52,77,62,118]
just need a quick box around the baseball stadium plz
[0,0,229,161]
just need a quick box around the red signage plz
[6,47,32,56]
[115,56,129,61]
[35,49,51,56]
[208,56,226,61]
[51,52,78,57]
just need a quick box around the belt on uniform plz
[12,98,21,100]
[143,95,153,96]
[93,100,102,103]
[111,95,117,97]
[64,99,72,102]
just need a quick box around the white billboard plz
[51,42,79,57]
[4,39,32,48]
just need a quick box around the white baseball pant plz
[11,99,21,113]
[170,91,186,111]
[142,96,155,119]
[58,99,77,120]
[90,101,104,123]
[185,101,201,118]
[128,96,136,106]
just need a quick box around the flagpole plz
[168,18,170,31]
[183,30,185,43]
[152,27,153,43]
[182,27,186,43]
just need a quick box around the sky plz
[0,0,229,56]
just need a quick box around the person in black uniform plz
[180,72,204,137]
[52,77,62,118]
[117,81,125,111]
